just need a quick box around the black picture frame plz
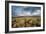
[5,1,45,33]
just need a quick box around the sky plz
[12,6,41,17]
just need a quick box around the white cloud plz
[23,11,31,16]
[16,10,41,16]
[32,10,41,16]
[17,11,32,16]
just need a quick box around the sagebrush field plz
[12,16,41,28]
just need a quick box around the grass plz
[12,16,41,28]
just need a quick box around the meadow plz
[12,16,41,28]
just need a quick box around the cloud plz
[13,10,41,16]
[17,10,41,16]
[17,11,32,16]
[12,6,41,16]
[32,10,41,16]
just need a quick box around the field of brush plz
[12,16,41,28]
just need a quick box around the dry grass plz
[12,16,41,28]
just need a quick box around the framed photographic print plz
[5,1,45,33]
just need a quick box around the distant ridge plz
[14,16,40,17]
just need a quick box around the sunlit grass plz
[12,16,41,28]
